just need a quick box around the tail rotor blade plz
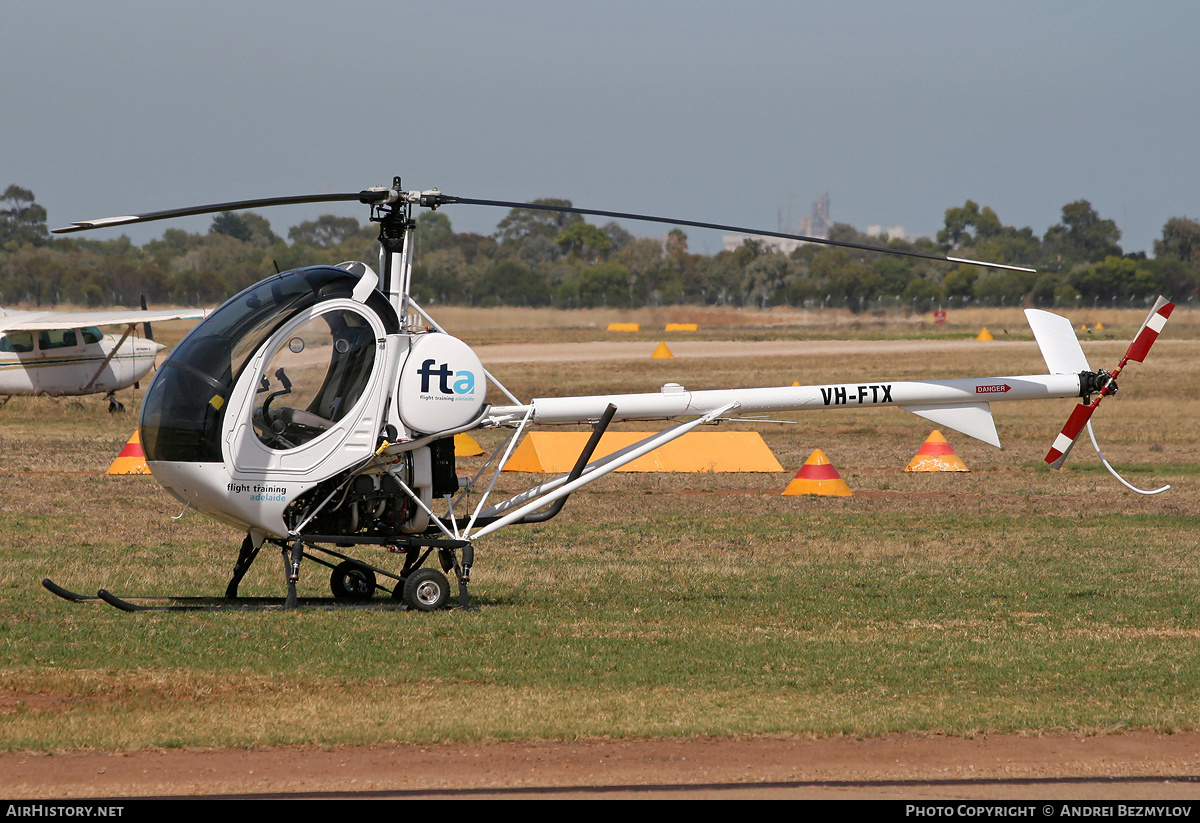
[1045,402,1098,468]
[1044,296,1174,469]
[1124,296,1174,364]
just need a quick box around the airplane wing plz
[0,308,207,333]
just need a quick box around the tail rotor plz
[1044,296,1174,478]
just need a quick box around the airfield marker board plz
[503,431,783,473]
[454,433,485,456]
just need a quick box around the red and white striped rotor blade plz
[1044,401,1098,468]
[1124,296,1174,364]
[1044,296,1174,469]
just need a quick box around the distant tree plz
[826,222,871,247]
[938,201,1005,250]
[666,228,688,256]
[518,234,558,266]
[241,213,279,248]
[937,202,980,250]
[1068,256,1158,303]
[494,199,581,245]
[811,248,882,311]
[210,211,253,243]
[472,260,551,306]
[1,185,49,247]
[1144,256,1199,303]
[415,211,453,254]
[555,221,611,261]
[559,262,633,308]
[444,232,499,264]
[942,266,979,302]
[1043,200,1121,263]
[602,221,633,255]
[288,215,362,247]
[1155,216,1200,264]
[743,251,791,307]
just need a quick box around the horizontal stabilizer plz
[899,402,1000,448]
[1025,309,1090,374]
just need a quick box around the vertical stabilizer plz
[1025,309,1090,374]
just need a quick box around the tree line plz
[2,184,1198,312]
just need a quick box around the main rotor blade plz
[439,195,1036,273]
[52,190,390,234]
[52,180,1036,273]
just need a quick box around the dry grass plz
[1,306,1198,751]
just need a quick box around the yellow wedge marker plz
[504,431,781,473]
[454,433,484,456]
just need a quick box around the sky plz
[3,1,1197,257]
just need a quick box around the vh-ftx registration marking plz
[819,383,894,406]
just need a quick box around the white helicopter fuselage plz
[0,325,163,396]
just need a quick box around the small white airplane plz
[0,305,207,410]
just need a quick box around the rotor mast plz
[367,178,450,326]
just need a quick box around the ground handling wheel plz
[330,560,377,601]
[403,567,450,611]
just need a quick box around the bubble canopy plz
[140,266,399,463]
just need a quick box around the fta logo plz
[417,358,477,395]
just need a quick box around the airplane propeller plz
[1043,296,1175,471]
[53,181,1036,274]
[139,294,154,342]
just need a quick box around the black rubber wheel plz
[403,568,450,612]
[330,560,377,600]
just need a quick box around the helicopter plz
[41,177,1174,612]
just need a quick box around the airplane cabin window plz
[38,329,79,349]
[0,332,34,353]
[82,327,103,344]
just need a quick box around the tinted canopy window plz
[141,266,395,463]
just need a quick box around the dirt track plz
[4,733,1200,799]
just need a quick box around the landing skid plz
[42,578,412,612]
[43,533,478,614]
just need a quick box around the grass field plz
[1,305,1197,751]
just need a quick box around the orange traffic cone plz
[976,327,994,341]
[905,430,969,472]
[782,449,853,496]
[107,430,151,475]
[651,341,674,359]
